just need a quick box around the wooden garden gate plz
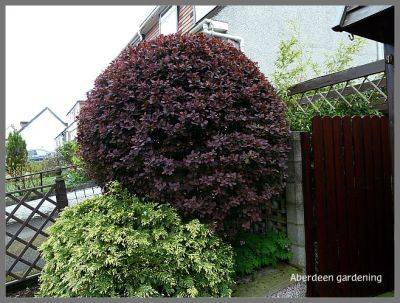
[301,115,393,297]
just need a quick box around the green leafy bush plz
[64,168,90,189]
[56,141,90,187]
[56,141,78,165]
[232,231,292,276]
[285,95,381,132]
[271,22,380,131]
[37,182,234,297]
[26,153,63,173]
[64,156,91,188]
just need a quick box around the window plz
[376,42,384,60]
[194,5,216,22]
[160,6,178,35]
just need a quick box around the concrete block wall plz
[285,132,306,270]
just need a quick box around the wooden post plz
[40,172,43,192]
[300,132,316,296]
[384,43,394,176]
[54,167,68,211]
[384,42,394,292]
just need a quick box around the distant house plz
[55,100,85,147]
[127,5,383,80]
[18,107,67,152]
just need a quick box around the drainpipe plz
[126,29,143,48]
[138,28,143,42]
[191,19,244,51]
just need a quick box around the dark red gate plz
[301,115,393,297]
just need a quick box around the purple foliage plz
[77,33,289,235]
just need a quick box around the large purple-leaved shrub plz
[77,33,289,235]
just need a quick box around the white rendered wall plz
[212,6,382,81]
[19,110,66,152]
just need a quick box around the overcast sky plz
[6,5,155,128]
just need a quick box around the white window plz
[160,6,178,35]
[194,5,216,22]
[376,42,384,60]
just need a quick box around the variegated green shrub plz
[37,182,234,297]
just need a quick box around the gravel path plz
[268,281,306,298]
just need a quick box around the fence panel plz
[5,168,101,287]
[300,132,316,297]
[5,166,71,206]
[288,60,388,113]
[301,115,394,297]
[5,183,61,285]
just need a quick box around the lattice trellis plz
[5,184,60,284]
[6,169,101,287]
[288,59,388,114]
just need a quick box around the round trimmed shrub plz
[37,182,234,297]
[78,33,289,234]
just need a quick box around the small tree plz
[56,141,78,165]
[6,131,28,177]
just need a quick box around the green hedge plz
[37,182,234,297]
[232,231,293,276]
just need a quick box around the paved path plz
[232,264,305,298]
[5,186,102,223]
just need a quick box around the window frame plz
[159,6,178,35]
[194,5,217,23]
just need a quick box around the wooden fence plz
[5,166,71,196]
[5,168,101,287]
[5,168,67,286]
[301,116,393,297]
[288,59,388,113]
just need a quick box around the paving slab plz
[232,263,304,297]
[5,186,102,223]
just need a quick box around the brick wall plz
[143,6,195,42]
[145,22,159,41]
[178,6,194,33]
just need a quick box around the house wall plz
[66,102,83,125]
[145,22,160,41]
[143,6,194,41]
[137,5,382,82]
[67,106,78,125]
[60,101,85,146]
[19,110,66,152]
[55,134,65,147]
[211,5,383,80]
[178,5,194,33]
[67,121,78,141]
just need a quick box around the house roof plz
[66,100,85,115]
[128,6,170,46]
[332,5,394,44]
[18,107,67,133]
